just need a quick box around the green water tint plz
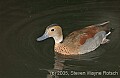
[0,0,120,78]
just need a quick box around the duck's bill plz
[36,32,49,41]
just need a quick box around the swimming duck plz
[37,21,112,55]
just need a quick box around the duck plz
[36,21,113,55]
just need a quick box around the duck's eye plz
[51,29,54,31]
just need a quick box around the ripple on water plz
[0,1,120,78]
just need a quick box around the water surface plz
[0,0,120,78]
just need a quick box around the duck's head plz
[37,24,63,43]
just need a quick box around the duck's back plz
[63,22,110,54]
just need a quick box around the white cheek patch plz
[79,31,106,54]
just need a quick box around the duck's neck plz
[53,35,63,43]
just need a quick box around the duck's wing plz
[64,21,110,46]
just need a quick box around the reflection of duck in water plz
[37,21,113,55]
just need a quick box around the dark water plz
[0,0,120,78]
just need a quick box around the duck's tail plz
[109,28,114,32]
[96,21,114,34]
[97,21,110,26]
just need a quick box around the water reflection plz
[0,0,120,78]
[46,49,104,78]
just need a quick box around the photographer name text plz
[49,70,119,76]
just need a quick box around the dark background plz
[0,0,120,78]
